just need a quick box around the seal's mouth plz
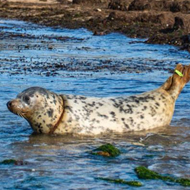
[7,100,28,118]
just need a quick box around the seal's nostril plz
[7,101,12,108]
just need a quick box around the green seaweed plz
[0,159,17,165]
[175,178,190,187]
[0,159,27,165]
[135,166,190,187]
[92,143,121,157]
[97,177,142,187]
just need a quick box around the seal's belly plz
[56,89,175,135]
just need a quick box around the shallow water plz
[0,19,190,189]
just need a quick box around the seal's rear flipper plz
[161,64,190,100]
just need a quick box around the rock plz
[91,143,121,157]
[173,16,184,30]
[73,0,107,4]
[170,1,181,12]
[0,159,27,165]
[107,11,116,20]
[108,0,132,11]
[128,0,151,11]
[95,8,102,12]
[140,134,174,146]
[170,1,190,13]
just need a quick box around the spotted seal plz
[7,64,190,135]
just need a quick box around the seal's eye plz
[23,95,30,104]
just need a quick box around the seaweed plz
[0,159,27,165]
[92,143,121,157]
[1,159,17,165]
[97,177,142,187]
[135,166,190,187]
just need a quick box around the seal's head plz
[7,87,64,134]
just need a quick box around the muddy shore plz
[0,0,190,52]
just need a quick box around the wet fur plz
[7,64,190,135]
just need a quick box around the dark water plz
[0,19,190,189]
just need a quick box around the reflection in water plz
[0,19,190,189]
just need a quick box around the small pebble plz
[96,8,102,12]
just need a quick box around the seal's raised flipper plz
[160,64,190,100]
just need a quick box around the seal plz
[7,64,190,135]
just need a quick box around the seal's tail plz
[161,64,190,100]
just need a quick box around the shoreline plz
[0,0,190,52]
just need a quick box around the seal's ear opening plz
[161,64,190,100]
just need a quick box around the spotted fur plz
[7,64,190,135]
